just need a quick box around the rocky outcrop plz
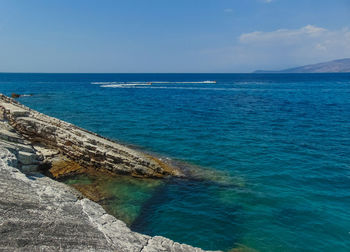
[0,94,180,178]
[0,120,42,173]
[0,95,215,251]
[11,93,21,98]
[0,147,208,251]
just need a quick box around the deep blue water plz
[1,73,350,251]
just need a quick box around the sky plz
[0,0,349,73]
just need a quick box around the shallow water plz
[64,174,164,226]
[1,73,350,251]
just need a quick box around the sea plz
[1,73,349,251]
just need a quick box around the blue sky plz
[0,0,349,73]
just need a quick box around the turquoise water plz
[1,73,350,251]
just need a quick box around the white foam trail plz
[100,85,237,91]
[151,81,216,84]
[92,81,216,85]
[91,82,118,85]
[100,85,301,92]
[91,81,151,85]
[101,83,151,88]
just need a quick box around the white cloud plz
[239,25,327,44]
[201,25,350,72]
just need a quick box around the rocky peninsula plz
[0,94,215,252]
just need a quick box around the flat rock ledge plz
[0,94,181,178]
[0,94,217,252]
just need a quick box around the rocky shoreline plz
[0,94,216,252]
[0,94,181,178]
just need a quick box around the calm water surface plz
[1,73,350,251]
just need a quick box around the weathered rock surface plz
[0,96,216,251]
[0,147,208,251]
[0,94,180,178]
[0,120,42,173]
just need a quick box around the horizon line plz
[0,72,348,74]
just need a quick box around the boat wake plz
[151,81,216,84]
[91,82,152,85]
[101,83,152,88]
[91,80,216,86]
[92,80,218,89]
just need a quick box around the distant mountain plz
[254,58,350,73]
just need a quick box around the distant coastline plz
[254,58,350,73]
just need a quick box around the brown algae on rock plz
[48,158,85,178]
